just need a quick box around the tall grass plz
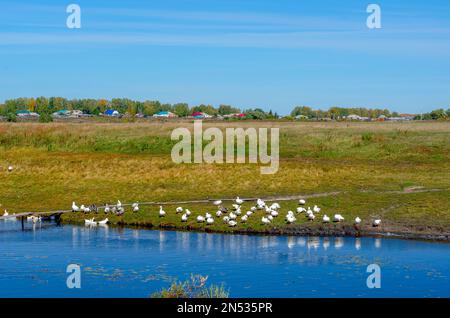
[0,122,448,163]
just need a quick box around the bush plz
[151,274,229,298]
[39,112,53,123]
[6,112,17,122]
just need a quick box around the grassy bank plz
[1,121,449,240]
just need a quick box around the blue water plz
[0,220,449,298]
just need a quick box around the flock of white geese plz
[3,164,381,228]
[70,197,382,228]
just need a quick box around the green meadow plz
[0,121,449,238]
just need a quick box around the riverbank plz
[1,121,449,242]
[59,188,450,243]
[60,217,450,242]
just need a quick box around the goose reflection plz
[375,238,382,249]
[323,237,330,250]
[297,237,306,247]
[287,236,296,249]
[355,238,362,250]
[180,232,189,251]
[159,231,166,251]
[307,237,320,250]
[334,237,344,249]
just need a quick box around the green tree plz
[173,103,190,117]
[290,106,314,118]
[39,112,53,123]
[218,104,240,115]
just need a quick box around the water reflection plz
[334,237,344,249]
[0,221,449,297]
[355,238,362,250]
[307,237,320,250]
[375,238,382,249]
[323,237,330,250]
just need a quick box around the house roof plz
[104,109,119,115]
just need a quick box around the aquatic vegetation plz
[151,274,229,298]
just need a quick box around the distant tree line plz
[414,109,450,120]
[0,97,448,121]
[290,106,395,119]
[0,97,243,117]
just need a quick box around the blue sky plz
[0,0,449,114]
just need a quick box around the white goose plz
[313,205,321,213]
[334,214,345,222]
[286,215,296,224]
[232,204,240,211]
[98,218,109,225]
[213,200,222,206]
[322,215,330,223]
[216,210,223,217]
[181,214,188,222]
[117,200,122,209]
[250,206,257,212]
[159,206,166,217]
[206,217,214,225]
[246,211,253,217]
[307,213,316,221]
[355,217,362,225]
[261,217,271,225]
[241,215,248,222]
[132,203,139,212]
[270,210,279,217]
[176,207,183,213]
[223,216,230,223]
[3,209,8,217]
[256,198,265,207]
[72,202,80,212]
[85,218,96,226]
[235,197,244,205]
[185,209,191,216]
[373,219,381,227]
[197,215,205,223]
[228,220,237,227]
[8,165,13,172]
[229,212,237,220]
[299,199,306,205]
[32,216,41,223]
[296,207,306,214]
[270,203,280,210]
[205,213,212,219]
[104,204,110,214]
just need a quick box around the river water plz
[0,220,449,297]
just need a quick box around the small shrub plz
[6,112,17,122]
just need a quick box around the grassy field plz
[0,121,449,239]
